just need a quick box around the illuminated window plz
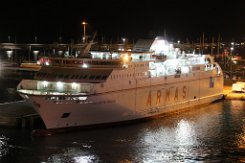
[209,77,214,88]
[57,81,63,89]
[42,81,48,88]
[71,83,77,89]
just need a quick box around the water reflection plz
[237,124,245,148]
[236,119,245,162]
[0,135,11,158]
[136,119,205,162]
[46,147,98,163]
[134,101,245,162]
[175,120,198,146]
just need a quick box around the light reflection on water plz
[0,100,244,163]
[0,135,11,158]
[236,118,245,163]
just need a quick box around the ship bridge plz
[35,66,112,83]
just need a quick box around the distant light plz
[122,38,126,43]
[177,40,180,44]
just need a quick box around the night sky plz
[1,0,244,43]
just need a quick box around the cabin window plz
[64,74,70,79]
[58,74,64,78]
[61,112,70,118]
[39,72,46,77]
[89,75,95,80]
[209,77,214,88]
[175,74,181,78]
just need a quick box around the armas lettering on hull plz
[147,86,187,107]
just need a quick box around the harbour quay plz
[223,86,245,100]
[222,79,245,100]
[0,100,41,128]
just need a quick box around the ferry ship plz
[17,37,224,131]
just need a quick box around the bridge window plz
[95,75,102,80]
[89,75,95,80]
[64,74,70,79]
[83,75,88,79]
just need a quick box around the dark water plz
[0,79,244,162]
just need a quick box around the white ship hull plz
[17,37,224,131]
[23,74,223,130]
